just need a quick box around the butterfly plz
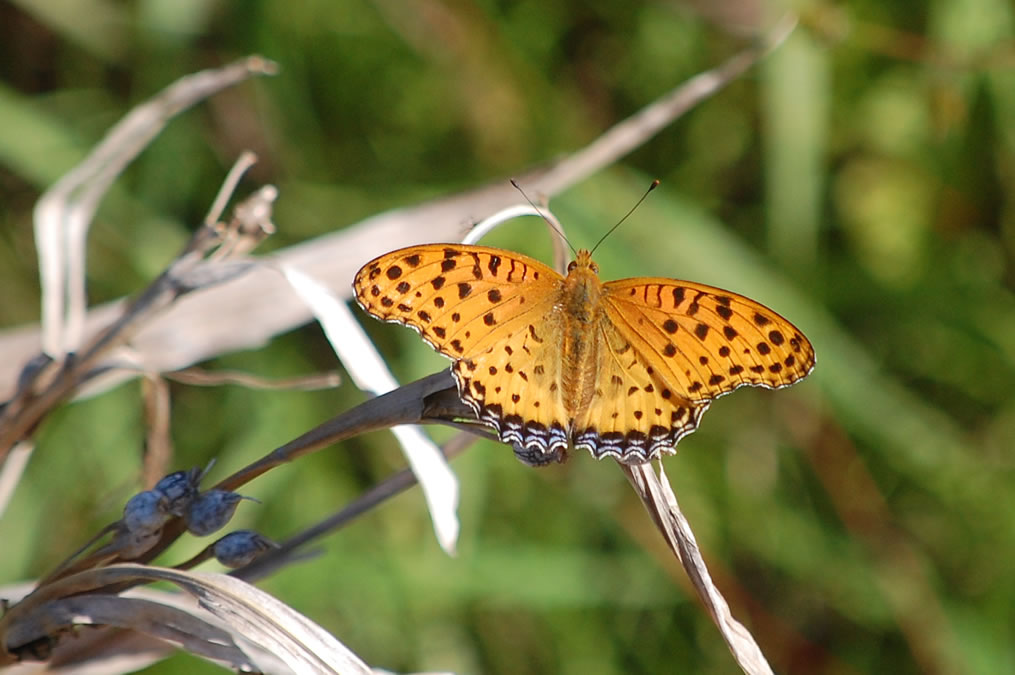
[353,244,815,466]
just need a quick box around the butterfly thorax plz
[557,249,607,418]
[561,250,603,323]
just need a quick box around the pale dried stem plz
[622,462,774,675]
[0,169,275,462]
[204,150,260,228]
[33,57,277,361]
[141,375,173,489]
[164,368,341,391]
[0,442,33,519]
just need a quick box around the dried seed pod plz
[154,468,202,517]
[123,490,170,536]
[185,489,257,536]
[212,530,278,568]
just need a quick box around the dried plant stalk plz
[622,463,774,674]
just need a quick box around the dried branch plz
[622,463,774,675]
[140,374,173,489]
[164,368,341,391]
[33,57,277,361]
[0,172,277,462]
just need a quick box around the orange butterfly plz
[354,244,815,466]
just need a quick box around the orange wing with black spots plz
[353,244,815,466]
[600,278,815,403]
[354,244,573,464]
[354,244,562,358]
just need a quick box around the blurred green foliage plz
[2,0,1014,673]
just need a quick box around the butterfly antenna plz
[589,179,660,255]
[510,179,577,257]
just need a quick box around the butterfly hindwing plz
[570,314,709,463]
[453,317,572,466]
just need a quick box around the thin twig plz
[141,375,173,488]
[0,177,275,461]
[622,462,774,675]
[0,441,33,519]
[164,368,341,391]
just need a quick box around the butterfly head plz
[567,249,599,275]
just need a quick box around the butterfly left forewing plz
[354,244,562,360]
[602,278,815,403]
[354,243,573,465]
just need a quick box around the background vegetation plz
[1,0,1013,673]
